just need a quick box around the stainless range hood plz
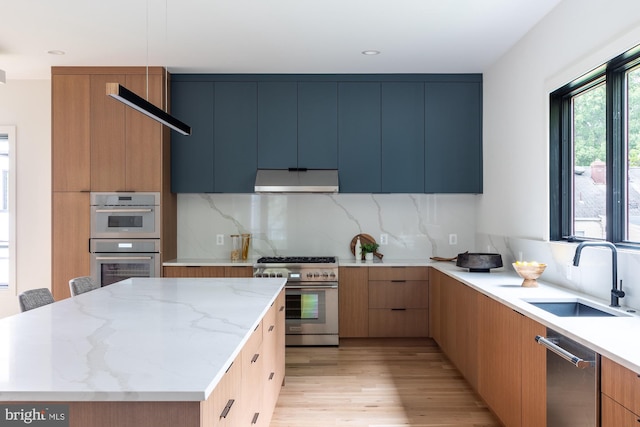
[255,169,339,193]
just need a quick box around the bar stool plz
[69,276,99,297]
[18,288,54,312]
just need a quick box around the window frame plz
[550,44,640,246]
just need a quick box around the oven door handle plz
[286,284,338,290]
[95,256,154,261]
[94,208,153,213]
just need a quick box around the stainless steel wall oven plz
[90,192,161,287]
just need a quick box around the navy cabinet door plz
[214,82,258,193]
[338,82,382,193]
[381,82,425,193]
[171,81,215,193]
[425,82,482,193]
[257,82,297,169]
[298,82,338,169]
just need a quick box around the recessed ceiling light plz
[47,50,66,55]
[362,50,381,56]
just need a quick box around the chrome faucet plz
[572,241,625,307]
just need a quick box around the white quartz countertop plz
[431,262,640,375]
[0,277,285,402]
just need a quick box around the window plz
[550,44,640,245]
[0,127,15,290]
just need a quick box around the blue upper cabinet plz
[170,81,215,193]
[338,82,382,193]
[170,74,482,194]
[381,82,425,193]
[257,82,297,169]
[214,82,257,193]
[298,82,338,169]
[425,81,482,193]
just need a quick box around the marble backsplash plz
[176,193,479,261]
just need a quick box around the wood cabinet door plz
[428,268,441,343]
[368,281,428,309]
[162,266,225,277]
[338,267,369,337]
[477,294,522,427]
[601,394,639,427]
[124,73,164,191]
[601,356,640,415]
[206,354,242,427]
[52,192,90,300]
[224,266,254,277]
[52,74,91,192]
[521,316,546,427]
[90,74,127,191]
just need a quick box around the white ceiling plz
[1,0,562,80]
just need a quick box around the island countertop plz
[0,277,285,402]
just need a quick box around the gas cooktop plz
[256,256,337,264]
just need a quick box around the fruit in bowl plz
[512,261,547,287]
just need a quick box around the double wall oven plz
[90,192,161,287]
[254,256,339,346]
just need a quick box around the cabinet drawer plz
[245,320,263,357]
[369,281,428,308]
[368,308,428,337]
[162,266,225,277]
[368,266,428,281]
[601,394,639,427]
[601,356,640,415]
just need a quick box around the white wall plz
[481,0,640,310]
[0,80,51,317]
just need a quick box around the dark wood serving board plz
[349,233,384,260]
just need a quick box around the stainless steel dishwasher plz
[536,328,598,427]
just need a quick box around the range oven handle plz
[535,335,593,369]
[95,256,154,261]
[286,284,338,290]
[94,208,153,213]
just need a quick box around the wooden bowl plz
[512,262,547,287]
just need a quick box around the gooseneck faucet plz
[572,241,625,307]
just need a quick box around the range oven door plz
[90,239,161,287]
[285,283,338,345]
[90,192,160,238]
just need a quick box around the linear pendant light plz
[106,82,191,135]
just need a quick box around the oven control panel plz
[253,267,338,282]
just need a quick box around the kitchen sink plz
[523,298,630,317]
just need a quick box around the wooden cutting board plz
[350,234,384,260]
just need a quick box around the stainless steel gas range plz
[254,256,338,346]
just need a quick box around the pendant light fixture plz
[106,0,191,135]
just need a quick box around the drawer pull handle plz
[220,399,235,418]
[269,372,275,380]
[251,353,260,363]
[252,412,260,424]
[391,280,406,283]
[391,308,407,311]
[279,305,285,312]
[224,361,233,373]
[268,325,275,332]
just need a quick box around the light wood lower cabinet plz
[162,265,253,278]
[338,267,369,337]
[601,356,640,427]
[429,267,545,427]
[206,354,242,426]
[368,267,429,337]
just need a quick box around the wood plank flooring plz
[270,338,501,427]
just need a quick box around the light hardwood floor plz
[270,338,501,427]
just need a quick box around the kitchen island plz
[0,277,286,426]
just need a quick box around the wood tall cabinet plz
[51,67,176,300]
[601,356,640,427]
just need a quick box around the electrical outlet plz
[380,234,388,245]
[448,234,457,245]
[216,234,224,245]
